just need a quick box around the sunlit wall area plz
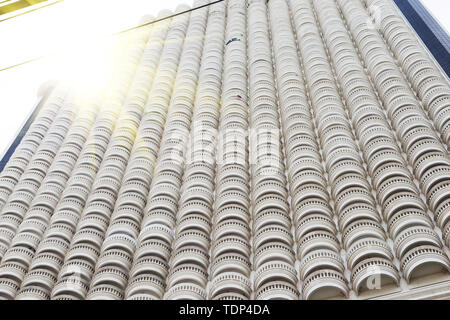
[0,0,191,155]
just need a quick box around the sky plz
[421,0,450,33]
[0,0,448,159]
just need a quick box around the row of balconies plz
[0,0,447,300]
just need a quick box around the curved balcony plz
[302,269,348,300]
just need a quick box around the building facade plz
[0,0,449,300]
